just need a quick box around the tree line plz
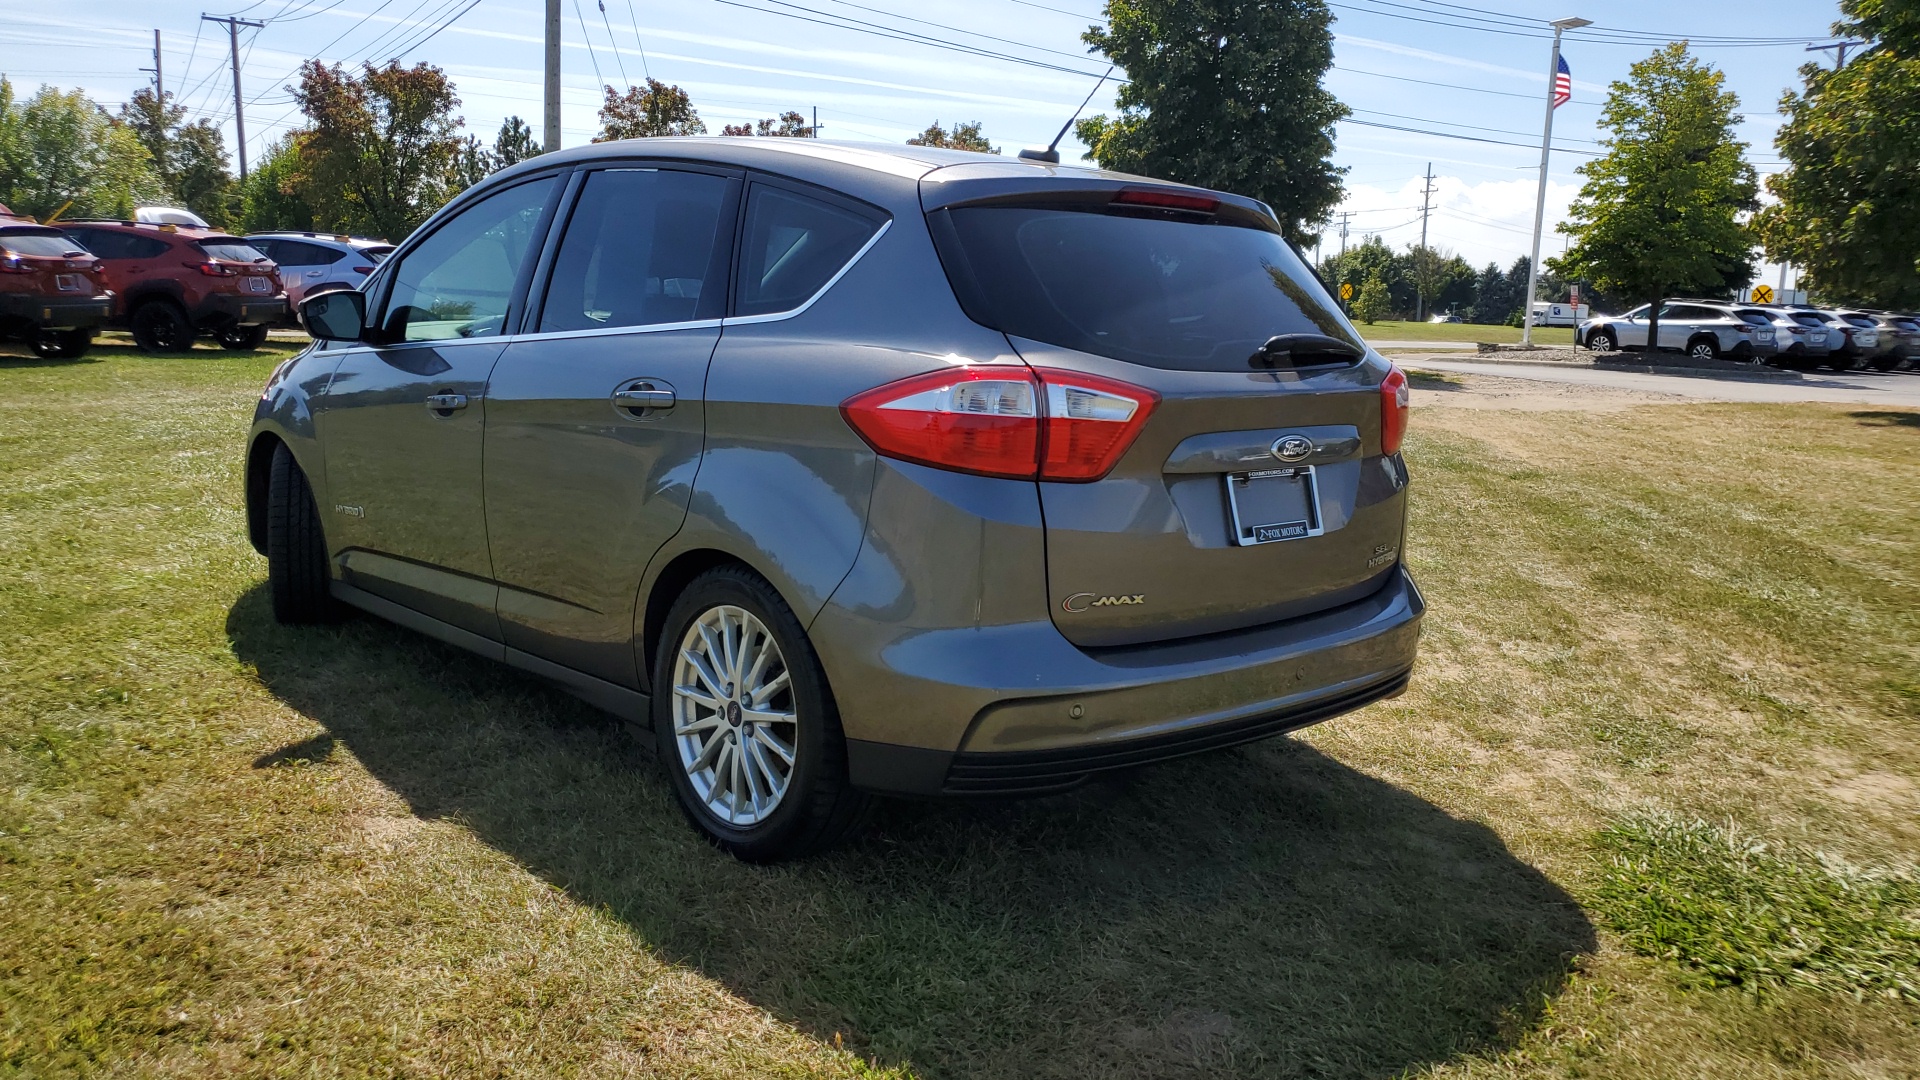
[2,0,1910,311]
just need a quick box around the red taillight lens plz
[0,255,35,274]
[842,367,1041,480]
[1037,370,1158,480]
[1112,187,1219,213]
[841,366,1157,482]
[193,261,237,277]
[1379,365,1410,455]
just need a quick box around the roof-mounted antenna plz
[1019,65,1116,164]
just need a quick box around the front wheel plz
[217,324,270,351]
[266,443,342,624]
[1586,329,1617,352]
[653,567,871,862]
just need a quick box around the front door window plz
[380,177,557,342]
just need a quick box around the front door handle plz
[613,387,676,411]
[425,393,469,412]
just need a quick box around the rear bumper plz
[195,293,288,327]
[0,293,112,330]
[840,565,1425,796]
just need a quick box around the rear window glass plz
[1735,310,1774,325]
[198,240,269,263]
[1792,314,1827,328]
[934,205,1358,371]
[364,245,394,262]
[0,231,85,257]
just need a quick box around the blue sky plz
[2,0,1841,277]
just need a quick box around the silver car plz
[1577,300,1774,360]
[245,140,1423,860]
[245,232,393,311]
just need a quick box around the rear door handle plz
[613,387,676,410]
[425,393,469,412]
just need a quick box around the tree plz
[118,88,235,225]
[1074,0,1347,244]
[596,80,706,141]
[1467,263,1511,324]
[1406,244,1466,321]
[291,60,466,239]
[237,135,313,233]
[721,111,812,137]
[907,120,997,153]
[452,134,493,191]
[1759,0,1920,308]
[0,79,167,221]
[1550,43,1757,350]
[1322,235,1397,314]
[494,115,540,168]
[1352,271,1391,324]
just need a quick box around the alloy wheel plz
[671,604,798,827]
[1690,341,1718,360]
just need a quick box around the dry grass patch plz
[2,351,1916,1077]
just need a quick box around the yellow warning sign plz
[1340,283,1354,300]
[1751,284,1775,304]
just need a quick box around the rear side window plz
[539,168,733,332]
[0,231,84,257]
[735,184,883,317]
[198,240,269,263]
[933,205,1358,371]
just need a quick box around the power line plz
[622,0,651,81]
[573,0,607,88]
[1341,117,1603,156]
[595,0,630,86]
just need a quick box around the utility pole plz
[544,0,562,152]
[140,30,163,99]
[812,106,821,138]
[203,14,264,180]
[1415,162,1435,321]
[1523,15,1590,346]
[1336,211,1351,313]
[1806,40,1864,69]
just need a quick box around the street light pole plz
[1522,16,1589,347]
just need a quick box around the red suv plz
[0,206,113,358]
[57,221,287,352]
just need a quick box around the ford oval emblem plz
[1271,434,1313,462]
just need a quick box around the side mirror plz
[301,290,367,342]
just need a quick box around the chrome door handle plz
[613,388,676,410]
[425,393,469,412]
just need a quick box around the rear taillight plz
[193,261,237,277]
[0,255,35,274]
[841,366,1157,482]
[1379,365,1410,455]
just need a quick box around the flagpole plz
[1523,16,1589,346]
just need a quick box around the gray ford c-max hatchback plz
[247,138,1423,860]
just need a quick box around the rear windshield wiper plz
[1248,333,1364,369]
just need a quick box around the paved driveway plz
[1402,358,1920,408]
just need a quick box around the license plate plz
[55,274,85,292]
[247,276,271,293]
[1226,467,1321,546]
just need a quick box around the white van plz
[1528,301,1590,328]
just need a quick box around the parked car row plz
[1575,299,1920,372]
[0,202,388,359]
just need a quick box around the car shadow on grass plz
[1850,409,1920,428]
[227,585,1594,1079]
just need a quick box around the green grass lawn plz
[1360,320,1576,346]
[2,346,1916,1077]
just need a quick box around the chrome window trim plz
[724,217,891,327]
[504,318,725,344]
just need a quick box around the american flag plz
[1552,54,1573,109]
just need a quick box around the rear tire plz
[266,442,341,624]
[1687,337,1721,361]
[1826,354,1858,372]
[1868,354,1899,372]
[130,300,193,353]
[217,324,270,351]
[31,328,91,359]
[653,566,872,862]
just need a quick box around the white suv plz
[244,233,394,312]
[1578,300,1777,361]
